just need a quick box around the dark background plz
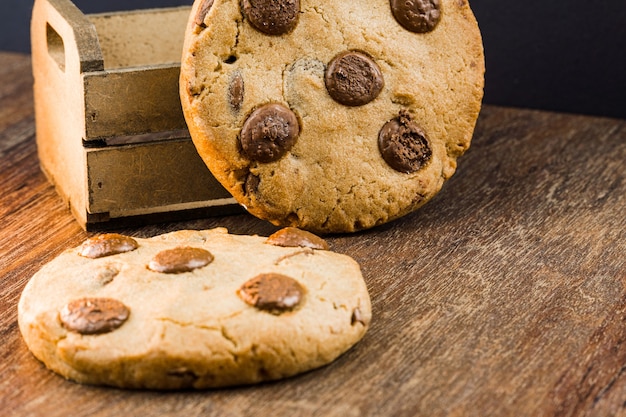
[1,0,625,119]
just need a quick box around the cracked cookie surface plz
[18,228,371,389]
[181,0,484,233]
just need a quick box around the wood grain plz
[1,51,625,417]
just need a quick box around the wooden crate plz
[31,0,239,230]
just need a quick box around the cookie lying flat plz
[180,0,484,233]
[18,228,371,389]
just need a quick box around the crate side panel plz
[86,138,233,216]
[87,7,190,69]
[83,66,186,140]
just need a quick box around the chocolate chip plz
[60,298,130,335]
[390,0,441,33]
[244,172,260,196]
[325,51,384,107]
[194,0,214,28]
[229,71,244,112]
[94,265,119,286]
[238,273,304,313]
[351,308,369,326]
[148,247,214,274]
[266,227,329,250]
[378,111,432,173]
[79,234,138,259]
[167,368,199,384]
[242,0,300,35]
[239,103,300,162]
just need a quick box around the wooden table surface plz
[1,51,625,417]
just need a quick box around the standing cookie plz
[181,0,484,233]
[18,228,371,389]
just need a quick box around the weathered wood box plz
[31,0,238,230]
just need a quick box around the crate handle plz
[46,22,65,71]
[32,0,104,74]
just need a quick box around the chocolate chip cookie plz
[18,229,371,389]
[181,0,484,233]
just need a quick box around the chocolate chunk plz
[194,0,215,28]
[351,308,369,326]
[229,71,244,112]
[239,103,300,162]
[60,298,130,335]
[325,51,384,107]
[94,265,119,286]
[266,227,329,250]
[242,0,300,35]
[244,172,260,196]
[79,234,138,259]
[378,111,432,173]
[390,0,441,33]
[148,247,214,274]
[167,368,199,384]
[238,273,304,313]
